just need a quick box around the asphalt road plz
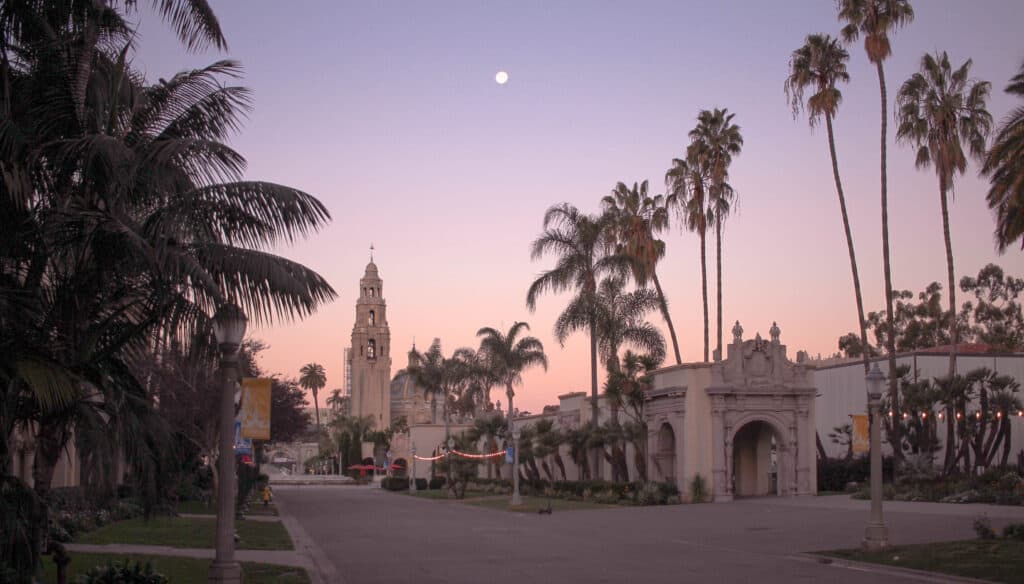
[275,486,1024,584]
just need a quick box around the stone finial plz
[770,321,781,343]
[732,320,743,343]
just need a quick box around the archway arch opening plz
[731,420,782,497]
[655,422,676,485]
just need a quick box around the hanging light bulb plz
[888,410,894,417]
[938,412,944,420]
[996,411,1002,419]
[902,412,909,419]
[921,412,928,419]
[976,412,982,419]
[956,412,962,419]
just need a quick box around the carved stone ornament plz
[732,320,743,343]
[770,321,781,343]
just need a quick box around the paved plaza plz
[274,486,1024,584]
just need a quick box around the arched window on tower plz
[369,288,375,297]
[367,339,376,359]
[369,310,375,326]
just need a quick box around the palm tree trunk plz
[939,181,958,378]
[32,417,69,501]
[826,114,871,375]
[700,230,709,363]
[589,317,601,478]
[943,402,956,475]
[715,216,724,361]
[876,61,903,466]
[313,388,321,434]
[652,271,682,365]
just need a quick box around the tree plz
[565,425,592,480]
[605,350,662,480]
[837,0,914,464]
[828,424,854,460]
[299,363,327,433]
[527,204,629,476]
[476,322,547,487]
[467,413,506,479]
[785,33,871,375]
[407,340,445,425]
[960,263,1024,351]
[983,60,1024,251]
[689,108,743,360]
[270,378,313,444]
[897,51,992,378]
[666,149,712,361]
[601,181,682,364]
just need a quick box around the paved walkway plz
[274,485,1024,584]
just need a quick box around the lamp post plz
[511,425,522,506]
[209,303,247,584]
[410,443,417,492]
[864,363,889,550]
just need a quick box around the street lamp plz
[209,303,247,584]
[864,363,888,550]
[511,425,522,506]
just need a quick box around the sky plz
[131,1,1024,414]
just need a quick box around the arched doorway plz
[655,423,676,485]
[391,457,408,477]
[731,421,781,497]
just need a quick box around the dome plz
[364,261,379,276]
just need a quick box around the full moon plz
[495,71,509,85]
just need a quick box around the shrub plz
[380,477,408,491]
[973,515,996,540]
[428,477,446,490]
[77,560,168,584]
[592,489,621,505]
[1002,523,1024,540]
[414,478,428,491]
[690,474,708,503]
[636,482,665,506]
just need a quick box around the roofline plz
[809,350,1024,372]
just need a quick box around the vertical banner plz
[851,413,869,454]
[241,378,272,440]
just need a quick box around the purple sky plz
[133,1,1024,414]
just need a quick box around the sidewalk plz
[63,543,310,569]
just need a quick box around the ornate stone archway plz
[710,322,816,501]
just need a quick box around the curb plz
[793,553,990,583]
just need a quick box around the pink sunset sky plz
[133,1,1024,415]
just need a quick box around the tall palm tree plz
[591,275,664,482]
[477,322,547,491]
[467,413,506,479]
[896,52,992,378]
[527,203,630,475]
[407,340,445,425]
[838,0,914,463]
[666,149,712,361]
[785,34,871,375]
[983,60,1024,251]
[601,180,682,365]
[689,108,743,360]
[299,363,327,433]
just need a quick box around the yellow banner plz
[851,414,869,454]
[241,378,272,440]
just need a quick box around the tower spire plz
[370,243,374,262]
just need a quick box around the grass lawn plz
[820,539,1024,583]
[76,516,293,550]
[464,495,611,513]
[175,500,215,515]
[40,552,309,584]
[406,488,492,500]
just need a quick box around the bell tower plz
[349,249,392,431]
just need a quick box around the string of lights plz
[412,448,506,462]
[887,410,1024,419]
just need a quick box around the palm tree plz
[666,150,712,361]
[896,52,992,378]
[467,413,506,479]
[785,34,871,375]
[527,204,630,476]
[565,425,592,480]
[838,0,914,464]
[299,363,327,433]
[984,60,1024,251]
[689,108,743,360]
[601,181,682,364]
[477,322,547,491]
[593,276,666,374]
[407,340,445,425]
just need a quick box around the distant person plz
[262,485,273,507]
